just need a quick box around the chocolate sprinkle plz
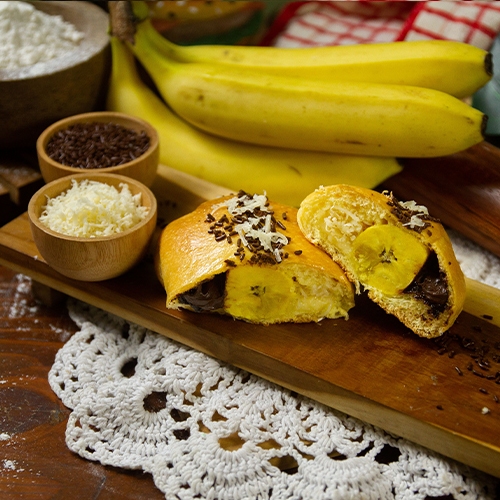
[46,121,150,169]
[384,191,440,233]
[204,190,301,266]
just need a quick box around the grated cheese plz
[399,200,430,229]
[404,215,427,229]
[399,200,429,215]
[212,191,289,263]
[39,179,149,238]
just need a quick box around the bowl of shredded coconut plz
[28,172,158,281]
[0,1,110,149]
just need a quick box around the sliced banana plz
[224,264,353,324]
[351,224,430,296]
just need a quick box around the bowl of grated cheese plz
[28,173,158,282]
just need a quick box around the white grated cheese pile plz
[39,179,149,238]
[0,1,84,70]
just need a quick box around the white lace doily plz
[47,229,500,499]
[448,229,500,289]
[49,288,499,499]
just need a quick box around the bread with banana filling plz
[297,184,466,338]
[156,190,355,325]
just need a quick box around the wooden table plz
[0,265,164,499]
[1,268,499,500]
[2,149,500,496]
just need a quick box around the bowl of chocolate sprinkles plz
[36,111,159,187]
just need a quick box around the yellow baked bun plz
[297,184,466,338]
[156,191,355,325]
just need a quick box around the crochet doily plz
[448,229,500,289]
[49,300,499,500]
[49,228,500,500]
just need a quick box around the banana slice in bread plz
[156,191,355,325]
[297,184,466,338]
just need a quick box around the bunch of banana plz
[131,2,492,100]
[106,36,402,207]
[125,5,489,158]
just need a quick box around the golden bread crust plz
[156,194,354,324]
[297,184,466,338]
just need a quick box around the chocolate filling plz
[178,253,449,317]
[178,274,226,312]
[404,252,449,316]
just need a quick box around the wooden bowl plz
[28,173,158,282]
[0,1,110,149]
[37,111,160,187]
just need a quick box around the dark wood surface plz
[386,141,500,260]
[0,151,43,227]
[2,143,500,494]
[1,163,500,478]
[0,265,163,500]
[1,265,498,498]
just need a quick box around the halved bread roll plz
[156,190,355,324]
[297,184,466,338]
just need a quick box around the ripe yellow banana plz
[351,224,430,296]
[106,37,402,207]
[131,5,492,99]
[128,27,487,158]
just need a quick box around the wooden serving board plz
[1,164,500,478]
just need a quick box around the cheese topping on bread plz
[297,184,466,338]
[156,191,355,325]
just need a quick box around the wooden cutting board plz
[1,164,500,478]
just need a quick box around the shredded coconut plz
[0,1,84,70]
[39,179,149,238]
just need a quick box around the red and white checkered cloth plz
[262,1,500,50]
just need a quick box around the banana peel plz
[130,6,492,99]
[126,12,486,158]
[106,36,402,207]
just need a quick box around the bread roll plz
[297,184,466,338]
[156,191,355,325]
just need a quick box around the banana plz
[106,37,401,207]
[351,224,430,296]
[224,262,349,324]
[131,5,492,99]
[296,184,466,338]
[128,29,487,158]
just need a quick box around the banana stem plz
[108,1,137,44]
[136,18,183,61]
